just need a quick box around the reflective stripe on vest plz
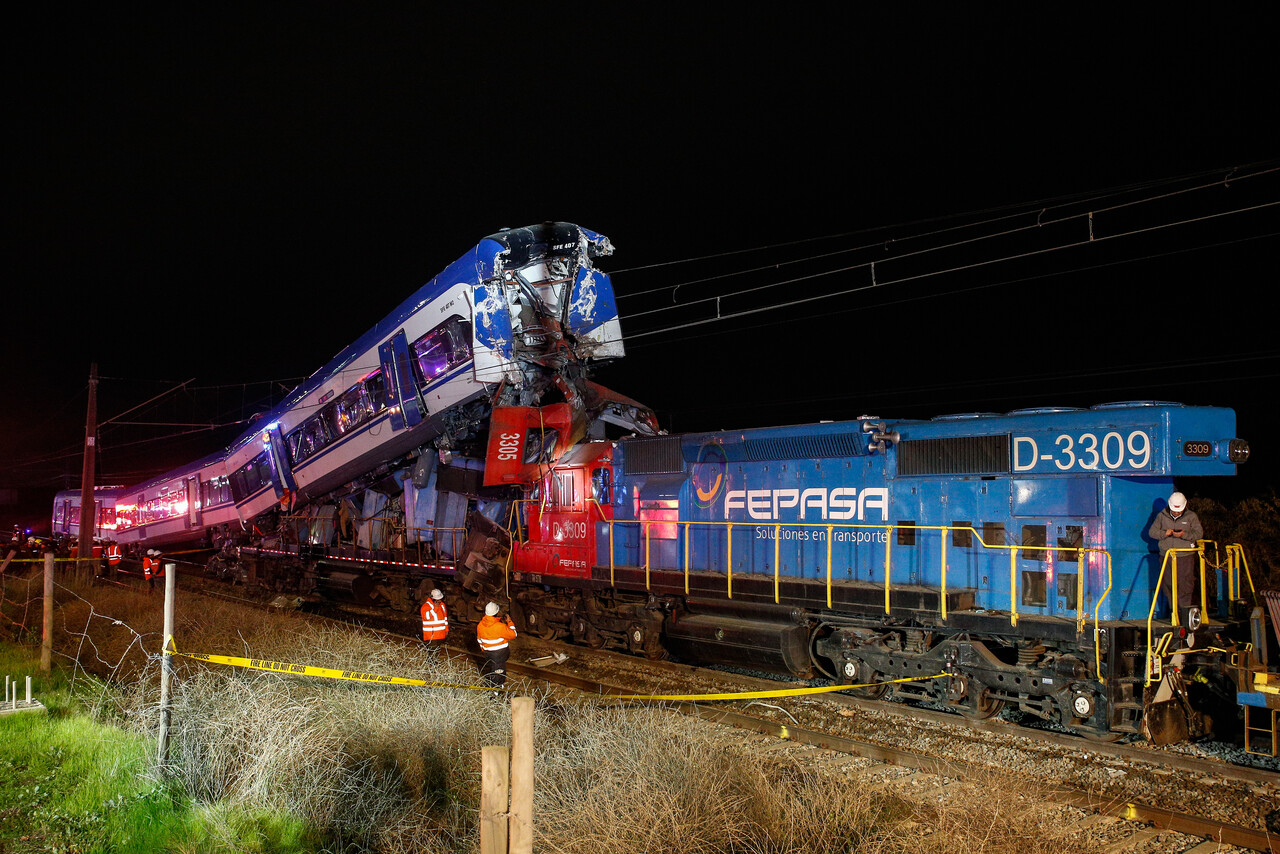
[477,616,516,651]
[421,602,448,640]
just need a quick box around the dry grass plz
[5,570,1106,853]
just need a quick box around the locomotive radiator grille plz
[898,435,1010,476]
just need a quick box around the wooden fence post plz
[40,553,54,672]
[510,696,534,854]
[480,744,510,854]
[157,562,176,766]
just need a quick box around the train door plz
[1010,476,1099,619]
[264,424,298,498]
[187,475,201,529]
[521,468,593,580]
[378,330,426,431]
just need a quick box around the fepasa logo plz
[692,442,727,509]
[724,487,888,522]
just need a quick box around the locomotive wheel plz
[845,661,888,699]
[525,609,559,641]
[572,615,606,649]
[626,623,646,655]
[961,688,1005,720]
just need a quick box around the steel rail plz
[507,659,1278,853]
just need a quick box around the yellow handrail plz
[825,526,833,608]
[883,525,892,615]
[727,523,734,599]
[941,534,948,623]
[598,518,1101,631]
[773,524,781,604]
[1009,546,1019,627]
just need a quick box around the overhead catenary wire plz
[610,161,1278,299]
[613,200,1278,341]
[10,164,1274,487]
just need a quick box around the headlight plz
[1224,438,1250,464]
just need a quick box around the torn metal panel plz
[567,264,625,360]
[470,279,519,384]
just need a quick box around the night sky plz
[6,9,1278,528]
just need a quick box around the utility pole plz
[77,363,98,562]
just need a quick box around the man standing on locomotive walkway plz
[476,601,517,694]
[1148,491,1204,628]
[421,588,448,647]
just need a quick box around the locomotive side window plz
[951,521,972,548]
[591,467,612,504]
[411,316,472,384]
[1057,525,1083,563]
[1022,571,1048,606]
[525,428,559,465]
[897,521,917,546]
[983,521,1005,546]
[1021,524,1047,562]
[1057,573,1079,609]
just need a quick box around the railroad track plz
[499,656,1275,852]
[177,580,1279,851]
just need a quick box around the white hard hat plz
[484,602,500,617]
[431,588,444,600]
[1168,492,1187,512]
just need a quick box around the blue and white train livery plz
[219,222,629,526]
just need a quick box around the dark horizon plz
[7,9,1278,530]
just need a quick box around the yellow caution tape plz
[166,637,948,702]
[167,639,511,692]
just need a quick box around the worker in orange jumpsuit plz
[421,588,449,646]
[476,602,517,691]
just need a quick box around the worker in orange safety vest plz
[421,588,448,645]
[143,549,165,590]
[105,541,122,575]
[476,601,517,691]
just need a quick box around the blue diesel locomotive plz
[511,401,1254,741]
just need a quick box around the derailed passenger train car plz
[51,485,126,542]
[113,451,237,550]
[509,402,1255,741]
[64,223,639,555]
[223,222,630,527]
